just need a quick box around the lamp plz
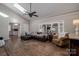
[73,19,79,36]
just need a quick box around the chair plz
[52,33,69,47]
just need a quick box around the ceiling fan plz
[24,3,39,18]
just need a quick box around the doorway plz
[9,23,20,39]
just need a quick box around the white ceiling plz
[2,3,79,20]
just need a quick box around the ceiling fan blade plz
[24,3,39,18]
[33,15,39,17]
[32,11,37,13]
[31,11,37,15]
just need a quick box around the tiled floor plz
[0,37,69,56]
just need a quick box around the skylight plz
[14,3,27,13]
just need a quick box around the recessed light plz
[0,12,9,18]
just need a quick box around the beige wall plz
[30,11,79,34]
[0,17,9,40]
